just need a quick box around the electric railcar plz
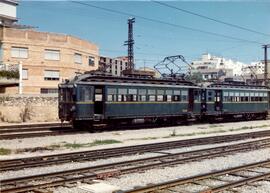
[59,72,270,129]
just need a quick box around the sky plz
[17,1,270,69]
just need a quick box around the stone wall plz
[0,94,59,123]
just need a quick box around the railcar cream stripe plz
[105,101,189,104]
[75,101,94,104]
[223,101,268,103]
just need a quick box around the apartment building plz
[0,27,99,94]
[99,56,128,76]
[191,53,247,81]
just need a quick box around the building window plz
[74,53,82,64]
[44,49,60,60]
[89,56,95,66]
[40,88,58,94]
[11,47,28,58]
[22,69,28,80]
[44,70,60,81]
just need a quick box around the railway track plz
[2,129,270,171]
[0,123,81,140]
[1,137,270,193]
[125,160,270,193]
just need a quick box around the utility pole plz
[263,44,270,86]
[124,18,135,71]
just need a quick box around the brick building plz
[0,27,99,94]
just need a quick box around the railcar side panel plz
[74,85,95,120]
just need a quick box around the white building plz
[191,53,247,80]
[0,0,18,26]
[242,61,264,75]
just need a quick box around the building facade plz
[0,0,17,26]
[242,61,264,76]
[191,53,247,81]
[0,27,99,94]
[99,56,128,76]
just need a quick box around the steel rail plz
[1,138,270,193]
[0,123,70,130]
[124,160,270,193]
[2,129,270,171]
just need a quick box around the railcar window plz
[149,95,156,101]
[138,89,146,102]
[107,88,117,102]
[85,88,91,101]
[139,95,146,101]
[157,90,164,95]
[165,90,172,102]
[129,89,137,94]
[194,90,201,102]
[148,89,156,102]
[259,93,264,101]
[182,90,188,101]
[240,92,245,102]
[263,92,268,101]
[139,89,146,95]
[228,92,234,102]
[118,95,127,102]
[166,90,172,95]
[208,91,213,102]
[126,95,137,101]
[250,92,255,101]
[157,95,164,101]
[118,88,127,102]
[215,94,220,102]
[173,90,181,101]
[79,87,91,101]
[223,91,229,102]
[95,94,102,101]
[244,92,249,102]
[234,92,239,102]
[167,95,172,102]
[118,88,127,94]
[173,90,180,95]
[94,88,103,101]
[126,89,138,102]
[148,89,156,95]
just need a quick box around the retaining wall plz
[0,94,59,123]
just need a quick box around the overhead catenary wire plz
[71,1,264,45]
[152,0,270,38]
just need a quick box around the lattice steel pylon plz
[124,18,135,70]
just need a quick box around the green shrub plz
[0,70,19,79]
[0,148,11,155]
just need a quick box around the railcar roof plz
[69,72,198,87]
[208,83,269,90]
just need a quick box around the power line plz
[71,1,263,45]
[152,1,270,37]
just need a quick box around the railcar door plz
[188,89,194,112]
[201,89,207,113]
[214,90,222,111]
[94,86,104,115]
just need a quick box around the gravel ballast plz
[1,120,270,159]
